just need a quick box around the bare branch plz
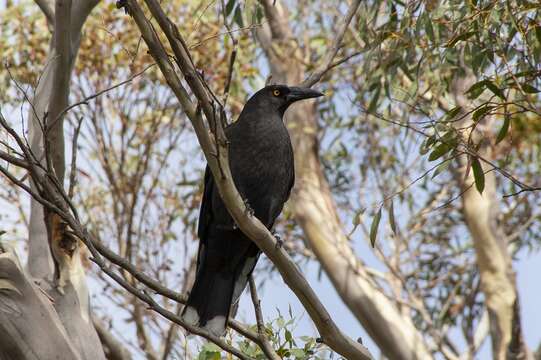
[68,117,82,198]
[46,0,73,182]
[300,0,362,88]
[47,63,156,132]
[0,149,29,169]
[248,276,281,360]
[118,0,373,358]
[34,0,55,29]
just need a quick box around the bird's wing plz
[197,166,213,242]
[286,143,295,200]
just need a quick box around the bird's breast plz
[229,124,293,185]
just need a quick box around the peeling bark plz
[0,245,81,360]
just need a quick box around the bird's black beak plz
[286,87,324,103]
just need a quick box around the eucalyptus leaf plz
[520,83,540,93]
[472,106,494,122]
[496,116,510,144]
[225,0,235,16]
[471,157,485,194]
[370,207,382,248]
[428,143,452,161]
[389,200,397,235]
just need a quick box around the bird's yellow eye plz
[273,90,281,96]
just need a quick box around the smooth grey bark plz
[93,318,133,360]
[0,0,106,359]
[0,246,81,360]
[451,76,530,360]
[27,0,99,279]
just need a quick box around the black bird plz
[181,84,323,336]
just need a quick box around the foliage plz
[0,0,540,358]
[198,311,331,360]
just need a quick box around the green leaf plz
[428,142,452,161]
[445,31,475,47]
[472,105,494,122]
[389,200,397,235]
[419,140,430,155]
[285,329,295,346]
[432,160,450,179]
[535,25,541,46]
[496,116,510,144]
[520,83,540,93]
[233,5,243,27]
[424,13,435,43]
[472,49,486,73]
[368,84,381,112]
[485,81,505,100]
[445,106,462,120]
[466,79,489,99]
[369,207,382,248]
[225,0,236,16]
[471,157,485,194]
[0,230,5,237]
[290,348,306,359]
[512,70,538,78]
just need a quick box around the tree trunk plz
[0,0,106,359]
[256,2,432,358]
[452,76,530,360]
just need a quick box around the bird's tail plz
[181,255,258,336]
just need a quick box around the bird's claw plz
[243,199,254,217]
[272,231,283,249]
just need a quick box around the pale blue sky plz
[0,0,539,358]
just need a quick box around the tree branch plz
[34,0,55,27]
[93,317,133,360]
[300,0,361,88]
[118,0,373,358]
[248,276,281,360]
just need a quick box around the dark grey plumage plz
[181,85,323,336]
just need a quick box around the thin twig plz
[248,276,281,360]
[300,0,362,88]
[121,0,373,357]
[68,117,83,199]
[47,63,157,133]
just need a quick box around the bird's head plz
[247,84,324,115]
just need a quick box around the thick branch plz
[34,0,55,26]
[93,318,132,360]
[120,1,372,358]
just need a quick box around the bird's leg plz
[243,198,254,217]
[272,231,283,249]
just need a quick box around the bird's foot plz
[272,231,283,249]
[243,199,254,217]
